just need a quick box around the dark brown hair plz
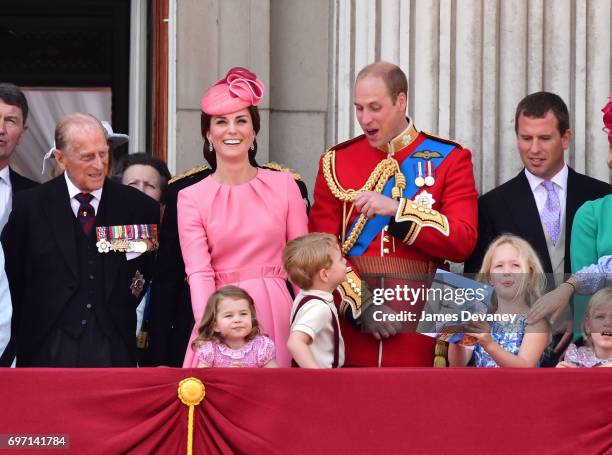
[514,91,570,136]
[201,105,261,169]
[0,83,28,123]
[192,285,262,349]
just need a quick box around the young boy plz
[282,233,346,368]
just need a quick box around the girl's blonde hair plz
[477,234,546,312]
[582,287,612,346]
[191,285,262,349]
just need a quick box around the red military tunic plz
[309,120,478,366]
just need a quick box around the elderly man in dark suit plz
[1,113,159,367]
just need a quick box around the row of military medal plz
[414,160,435,187]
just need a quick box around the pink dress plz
[195,335,276,368]
[178,168,308,367]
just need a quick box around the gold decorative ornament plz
[323,149,407,254]
[262,161,302,181]
[378,121,419,154]
[168,164,211,185]
[402,222,419,245]
[338,267,363,318]
[178,377,206,455]
[395,197,450,245]
[178,377,206,406]
[110,239,129,252]
[433,340,448,368]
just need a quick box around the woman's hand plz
[526,279,576,325]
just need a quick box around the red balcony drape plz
[0,368,610,454]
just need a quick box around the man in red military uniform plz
[309,61,478,366]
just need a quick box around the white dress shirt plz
[290,289,345,368]
[0,243,11,357]
[0,166,12,233]
[524,164,568,220]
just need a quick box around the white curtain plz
[10,88,112,182]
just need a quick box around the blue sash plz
[346,138,455,256]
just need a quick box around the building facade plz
[170,0,612,193]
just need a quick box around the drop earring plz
[209,142,213,152]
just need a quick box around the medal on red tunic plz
[424,161,435,186]
[414,190,436,209]
[414,161,425,187]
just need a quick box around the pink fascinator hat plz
[603,92,612,144]
[201,67,265,116]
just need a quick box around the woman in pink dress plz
[178,67,308,367]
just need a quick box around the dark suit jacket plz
[141,168,212,367]
[0,169,38,362]
[465,167,612,274]
[0,176,159,366]
[9,168,38,193]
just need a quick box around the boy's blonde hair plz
[477,234,546,312]
[582,287,612,346]
[192,285,261,350]
[282,233,340,289]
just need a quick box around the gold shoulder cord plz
[168,164,211,185]
[262,161,302,181]
[322,149,406,254]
